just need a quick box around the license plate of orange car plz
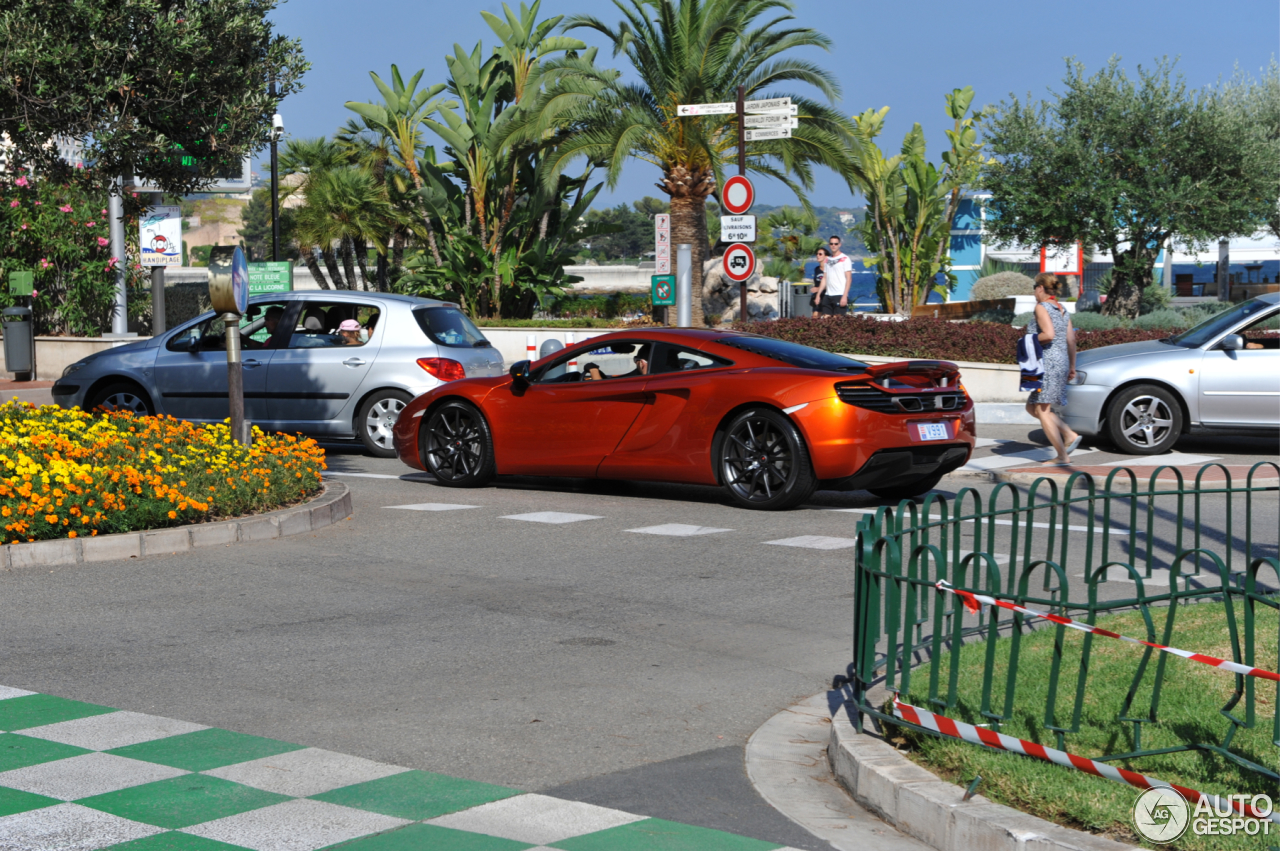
[917,423,949,441]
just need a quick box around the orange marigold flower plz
[167,510,176,519]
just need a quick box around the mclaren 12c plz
[392,329,975,510]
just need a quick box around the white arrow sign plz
[744,127,792,141]
[677,102,736,116]
[743,114,799,129]
[750,104,798,116]
[743,97,791,112]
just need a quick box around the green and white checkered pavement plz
[0,685,805,851]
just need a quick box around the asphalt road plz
[0,426,1274,850]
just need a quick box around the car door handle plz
[342,358,366,367]
[243,359,263,369]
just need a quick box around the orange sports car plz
[392,328,975,510]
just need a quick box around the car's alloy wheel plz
[719,409,816,510]
[422,401,495,487]
[91,383,153,416]
[357,390,411,458]
[1107,385,1182,455]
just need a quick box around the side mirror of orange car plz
[509,360,531,385]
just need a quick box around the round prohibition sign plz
[721,175,754,215]
[722,243,757,282]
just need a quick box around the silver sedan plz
[51,292,504,456]
[1064,293,1279,454]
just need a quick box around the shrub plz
[0,403,325,542]
[1013,311,1037,328]
[971,271,1035,301]
[740,315,1178,364]
[1132,309,1190,330]
[1069,312,1125,331]
[1140,284,1172,314]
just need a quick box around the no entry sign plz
[722,243,756,282]
[721,175,754,216]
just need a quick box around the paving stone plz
[949,802,1046,851]
[0,752,188,800]
[0,802,163,850]
[427,793,647,845]
[80,533,141,563]
[189,522,237,549]
[236,516,279,543]
[275,508,311,538]
[203,748,406,798]
[182,798,409,851]
[0,694,116,732]
[312,770,520,821]
[21,711,207,752]
[8,537,80,568]
[79,773,291,830]
[142,527,193,556]
[109,729,304,773]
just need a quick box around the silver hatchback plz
[51,292,504,456]
[1064,293,1279,454]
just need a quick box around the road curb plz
[944,470,1280,489]
[827,698,1141,851]
[0,481,352,570]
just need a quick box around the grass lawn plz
[897,602,1279,850]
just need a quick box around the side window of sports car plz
[535,342,654,383]
[650,345,732,375]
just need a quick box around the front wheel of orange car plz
[719,409,817,510]
[422,401,495,488]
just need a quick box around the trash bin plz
[2,306,34,378]
[791,284,812,318]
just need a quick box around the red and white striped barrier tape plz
[936,580,1280,684]
[893,699,1279,822]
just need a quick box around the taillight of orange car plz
[417,357,466,381]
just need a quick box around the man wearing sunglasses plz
[819,236,852,317]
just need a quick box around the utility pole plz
[270,80,281,263]
[736,84,747,323]
[107,176,129,336]
[150,191,166,334]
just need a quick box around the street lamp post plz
[269,81,283,262]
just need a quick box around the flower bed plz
[738,316,1181,364]
[0,403,325,543]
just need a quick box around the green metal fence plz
[850,462,1280,780]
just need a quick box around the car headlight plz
[61,361,88,379]
[1067,371,1086,385]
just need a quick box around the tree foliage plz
[981,58,1280,317]
[848,87,991,315]
[0,0,307,193]
[514,0,853,325]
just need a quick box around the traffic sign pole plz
[736,85,747,322]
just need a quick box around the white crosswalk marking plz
[764,535,859,550]
[323,471,403,479]
[961,446,1099,471]
[502,512,603,524]
[627,524,732,536]
[1099,453,1221,467]
[387,503,478,511]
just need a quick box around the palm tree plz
[279,138,353,289]
[518,0,852,326]
[292,168,392,291]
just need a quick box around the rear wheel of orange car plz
[719,409,817,510]
[421,401,495,487]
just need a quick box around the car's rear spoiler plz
[846,360,961,387]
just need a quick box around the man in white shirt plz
[819,236,853,316]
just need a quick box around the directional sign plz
[247,262,293,294]
[743,97,791,113]
[721,175,754,216]
[651,274,677,306]
[743,114,799,128]
[721,215,756,243]
[677,102,736,116]
[744,127,792,141]
[722,243,757,283]
[749,104,798,116]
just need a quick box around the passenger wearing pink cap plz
[337,319,363,346]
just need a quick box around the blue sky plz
[263,0,1278,209]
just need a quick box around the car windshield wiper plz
[472,339,491,348]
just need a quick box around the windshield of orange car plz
[714,336,869,373]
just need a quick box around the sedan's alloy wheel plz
[1118,395,1175,449]
[100,392,149,415]
[424,406,485,482]
[364,397,405,451]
